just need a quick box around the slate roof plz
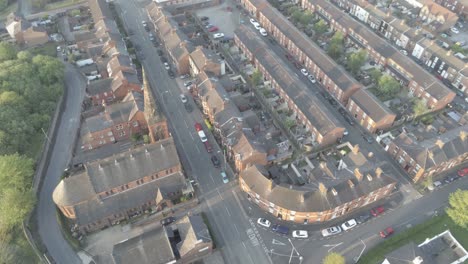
[112,227,175,264]
[350,89,395,122]
[392,126,468,170]
[383,242,433,264]
[89,0,112,22]
[232,130,267,161]
[235,25,343,135]
[87,78,113,96]
[416,38,468,76]
[107,54,134,76]
[176,215,211,257]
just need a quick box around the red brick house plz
[87,70,141,106]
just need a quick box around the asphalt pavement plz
[37,63,87,264]
[115,1,272,263]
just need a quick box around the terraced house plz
[53,138,192,233]
[301,0,456,110]
[386,126,468,182]
[235,25,346,146]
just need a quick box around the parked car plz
[451,27,460,34]
[380,227,394,238]
[157,50,163,56]
[362,134,374,143]
[356,213,371,224]
[444,175,457,184]
[272,224,289,235]
[208,26,219,32]
[184,80,193,87]
[197,130,208,142]
[221,171,229,183]
[259,28,267,36]
[200,16,209,21]
[194,122,203,131]
[211,155,221,168]
[300,68,308,76]
[205,24,214,29]
[184,103,193,113]
[163,62,170,70]
[180,94,187,103]
[292,230,308,238]
[160,216,175,226]
[204,141,212,153]
[457,167,468,177]
[213,33,225,39]
[371,206,385,217]
[307,74,316,83]
[341,219,357,231]
[180,74,190,79]
[344,115,355,125]
[257,218,271,228]
[142,20,147,26]
[254,23,261,30]
[250,18,259,26]
[321,226,342,237]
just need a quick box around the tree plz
[313,19,328,36]
[421,175,433,189]
[291,10,303,24]
[323,252,345,264]
[447,189,468,229]
[377,74,401,95]
[368,68,382,83]
[347,49,367,75]
[327,32,344,60]
[251,69,263,86]
[287,6,300,16]
[412,99,428,116]
[0,154,34,191]
[70,9,81,17]
[299,11,314,26]
[0,42,16,62]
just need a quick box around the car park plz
[213,33,225,39]
[211,155,221,168]
[321,226,342,237]
[160,216,175,226]
[197,130,208,142]
[341,219,357,231]
[292,230,308,238]
[180,94,187,103]
[457,167,468,177]
[257,218,271,228]
[300,68,308,76]
[194,122,203,131]
[371,206,385,216]
[380,227,394,238]
[307,74,316,83]
[163,62,170,70]
[221,171,229,183]
[259,28,267,36]
[208,26,219,32]
[272,224,289,235]
[204,141,212,152]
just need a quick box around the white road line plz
[225,206,232,216]
[242,241,247,249]
[189,132,194,140]
[196,144,201,153]
[184,119,188,128]
[234,224,240,235]
[217,189,223,200]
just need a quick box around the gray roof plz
[53,138,182,207]
[350,89,395,122]
[253,5,361,93]
[312,0,454,100]
[176,215,211,257]
[107,91,144,123]
[235,26,343,135]
[112,227,175,264]
[392,126,468,170]
[241,160,395,212]
[89,0,112,22]
[384,242,433,264]
[87,78,113,96]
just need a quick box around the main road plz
[116,0,272,263]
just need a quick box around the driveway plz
[37,63,87,264]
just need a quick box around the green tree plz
[327,32,344,59]
[251,69,263,86]
[70,9,81,17]
[0,154,34,193]
[412,99,428,116]
[313,19,328,36]
[421,175,433,189]
[287,6,300,16]
[330,31,344,45]
[377,74,401,95]
[291,10,303,24]
[0,42,16,62]
[323,252,345,264]
[299,11,314,26]
[451,44,468,55]
[447,190,468,228]
[368,68,382,83]
[347,49,367,75]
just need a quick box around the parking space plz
[196,1,244,39]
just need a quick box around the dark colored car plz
[272,224,289,235]
[380,227,394,238]
[157,50,163,56]
[184,103,193,113]
[356,213,371,224]
[168,70,175,79]
[211,155,221,168]
[204,141,213,153]
[362,134,374,144]
[371,206,385,217]
[160,216,175,226]
[200,16,209,21]
[344,115,355,126]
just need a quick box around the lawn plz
[30,43,59,57]
[358,213,468,264]
[44,0,86,11]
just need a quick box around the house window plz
[119,131,126,137]
[133,121,138,127]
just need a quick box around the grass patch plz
[29,42,59,57]
[56,208,81,250]
[0,2,18,21]
[201,212,218,249]
[358,213,468,264]
[44,0,86,11]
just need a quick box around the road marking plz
[189,132,194,140]
[225,206,232,216]
[196,144,201,153]
[242,241,247,249]
[234,224,240,235]
[246,228,260,246]
[323,242,343,253]
[184,119,188,129]
[272,239,286,246]
[217,189,223,200]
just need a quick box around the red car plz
[204,141,212,153]
[208,26,219,32]
[194,123,203,131]
[457,168,468,177]
[380,227,394,238]
[371,206,385,217]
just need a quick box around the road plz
[115,0,272,263]
[18,0,32,17]
[37,64,86,264]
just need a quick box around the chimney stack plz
[352,144,360,154]
[348,179,355,188]
[375,167,383,178]
[318,182,327,196]
[267,179,273,191]
[331,188,338,196]
[354,168,363,181]
[366,174,373,181]
[435,139,444,149]
[460,130,466,141]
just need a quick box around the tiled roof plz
[176,215,211,257]
[87,78,113,96]
[89,0,112,22]
[350,89,395,122]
